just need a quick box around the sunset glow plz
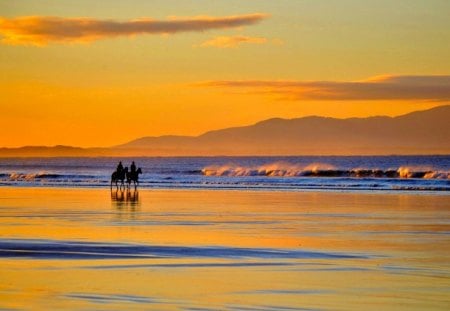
[1,0,449,148]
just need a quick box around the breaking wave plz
[1,156,449,192]
[6,172,97,181]
[8,172,62,181]
[201,163,450,179]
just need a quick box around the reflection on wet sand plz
[0,188,449,311]
[111,189,140,209]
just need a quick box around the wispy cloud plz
[0,13,269,45]
[199,35,267,48]
[196,75,450,101]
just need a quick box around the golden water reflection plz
[0,188,449,310]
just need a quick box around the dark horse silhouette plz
[126,167,142,189]
[111,167,128,189]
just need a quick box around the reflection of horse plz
[111,167,128,189]
[126,189,139,202]
[111,189,125,202]
[126,167,142,189]
[111,189,140,209]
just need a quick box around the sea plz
[0,155,449,192]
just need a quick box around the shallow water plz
[0,188,449,310]
[1,155,449,191]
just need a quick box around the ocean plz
[0,155,449,192]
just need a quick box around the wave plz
[0,158,448,192]
[201,163,450,179]
[5,172,97,181]
[8,172,61,180]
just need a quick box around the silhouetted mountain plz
[1,106,449,156]
[115,105,450,155]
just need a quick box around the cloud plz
[199,35,267,48]
[196,75,450,101]
[0,13,269,45]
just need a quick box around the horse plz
[111,167,128,190]
[126,167,142,189]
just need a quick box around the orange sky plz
[1,0,449,148]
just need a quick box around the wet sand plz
[0,187,449,310]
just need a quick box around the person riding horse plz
[126,161,142,189]
[117,161,124,174]
[111,161,142,190]
[111,162,128,189]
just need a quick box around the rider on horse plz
[117,161,124,175]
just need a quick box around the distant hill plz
[115,105,450,155]
[1,106,449,156]
[0,145,109,157]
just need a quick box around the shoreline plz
[1,184,449,196]
[1,155,448,193]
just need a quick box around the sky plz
[1,0,449,148]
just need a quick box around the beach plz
[0,187,449,310]
[3,0,450,310]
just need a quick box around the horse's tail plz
[111,172,116,188]
[125,172,131,187]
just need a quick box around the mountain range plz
[1,105,449,156]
